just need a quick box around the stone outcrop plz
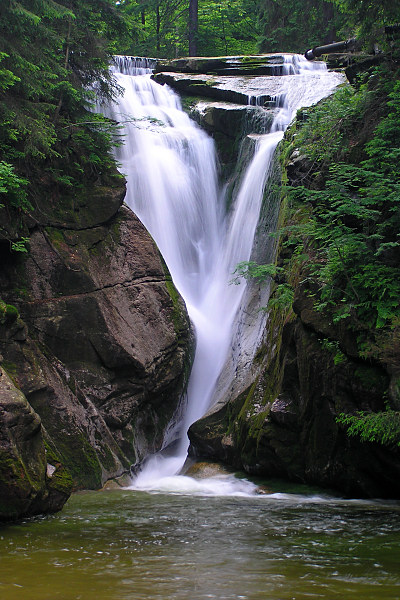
[155,54,289,76]
[0,172,194,514]
[153,72,285,107]
[189,300,400,498]
[188,103,400,499]
[0,367,71,520]
[190,102,276,174]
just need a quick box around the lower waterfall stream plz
[103,55,343,491]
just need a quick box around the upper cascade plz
[112,55,157,75]
[153,52,327,76]
[112,52,329,78]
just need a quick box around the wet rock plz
[153,72,252,105]
[153,72,286,106]
[155,54,288,76]
[191,101,276,172]
[0,367,71,520]
[344,54,387,84]
[269,395,299,429]
[190,312,400,498]
[0,186,194,492]
[102,473,132,490]
[184,460,234,479]
[30,173,126,230]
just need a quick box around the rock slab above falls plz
[155,54,289,76]
[153,72,286,106]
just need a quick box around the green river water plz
[1,476,399,600]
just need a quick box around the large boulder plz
[0,175,194,494]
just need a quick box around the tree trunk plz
[189,0,198,56]
[322,1,336,44]
[156,4,161,53]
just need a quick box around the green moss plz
[13,287,30,300]
[46,227,65,244]
[180,95,203,113]
[57,434,102,490]
[1,360,18,377]
[1,361,20,389]
[223,294,294,467]
[161,261,189,342]
[0,300,19,324]
[0,451,23,485]
[97,444,117,472]
[0,444,44,499]
[165,278,183,332]
[109,214,122,246]
[48,465,73,495]
[43,430,102,490]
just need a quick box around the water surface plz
[1,480,399,600]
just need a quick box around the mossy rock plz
[0,368,71,520]
[0,301,19,325]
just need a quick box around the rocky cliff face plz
[189,298,400,498]
[0,173,194,518]
[188,75,400,499]
[0,366,71,520]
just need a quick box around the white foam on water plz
[129,472,259,497]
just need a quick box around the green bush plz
[337,411,400,447]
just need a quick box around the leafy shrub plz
[337,411,400,447]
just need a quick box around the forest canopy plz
[1,0,400,245]
[117,0,400,58]
[118,0,344,57]
[0,0,129,242]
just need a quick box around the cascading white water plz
[102,55,343,493]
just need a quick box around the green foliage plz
[329,0,400,50]
[232,261,295,311]
[337,411,400,447]
[119,0,259,57]
[295,83,374,164]
[0,0,129,248]
[363,80,400,178]
[268,283,294,310]
[197,0,258,56]
[257,0,346,54]
[0,52,20,92]
[282,71,400,331]
[10,237,30,254]
[0,162,30,211]
[232,260,283,284]
[275,64,400,451]
[320,338,346,364]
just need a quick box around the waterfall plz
[102,55,343,488]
